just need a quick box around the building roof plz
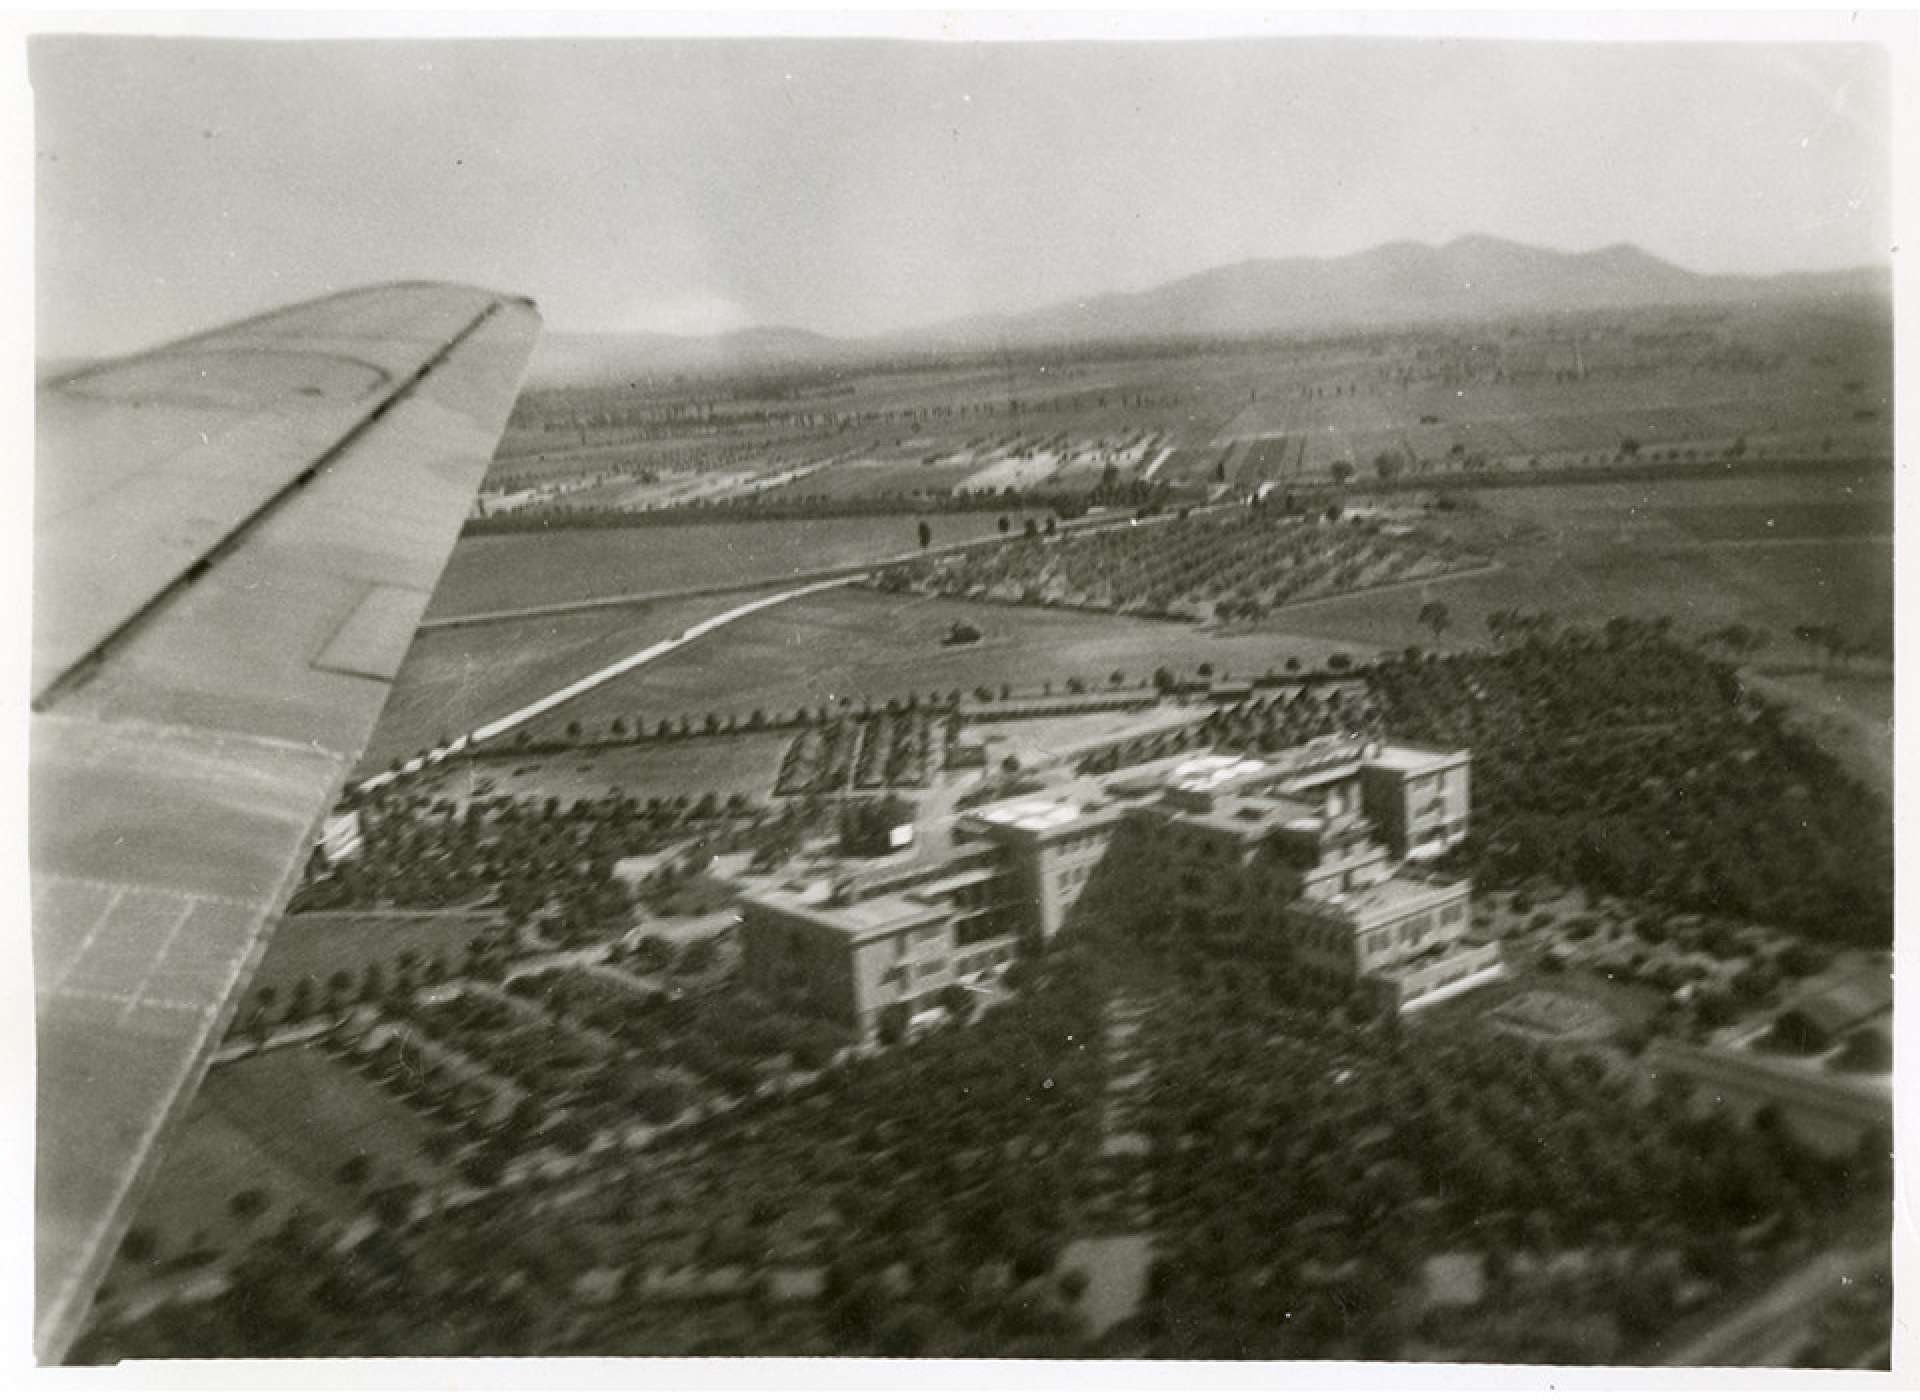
[973,793,1085,831]
[1365,742,1468,775]
[1165,792,1317,842]
[1296,871,1470,928]
[914,866,1006,899]
[745,881,947,941]
[965,789,1124,842]
[1166,753,1270,794]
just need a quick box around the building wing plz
[31,283,541,1360]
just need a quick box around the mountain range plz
[530,235,1889,382]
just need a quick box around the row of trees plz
[879,507,1478,622]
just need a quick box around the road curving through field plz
[355,574,862,795]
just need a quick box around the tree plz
[998,515,1010,534]
[229,1187,271,1225]
[119,1225,159,1266]
[1330,460,1354,485]
[876,1003,911,1047]
[1417,600,1451,643]
[937,983,974,1026]
[840,795,914,857]
[917,520,933,550]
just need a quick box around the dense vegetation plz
[80,948,1110,1359]
[291,787,780,926]
[1125,943,1885,1362]
[1370,618,1892,949]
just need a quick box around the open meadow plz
[361,590,772,775]
[515,588,1374,742]
[1257,467,1891,653]
[412,731,795,809]
[426,512,1020,620]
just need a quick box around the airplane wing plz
[30,282,542,1361]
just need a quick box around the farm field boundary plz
[423,502,1206,630]
[1335,453,1886,499]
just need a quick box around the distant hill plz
[535,236,1890,377]
[907,235,1890,350]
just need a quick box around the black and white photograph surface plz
[17,11,1907,1372]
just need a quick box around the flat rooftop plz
[1166,792,1318,840]
[1366,742,1467,774]
[1301,871,1469,923]
[972,794,1085,831]
[965,786,1124,840]
[1167,753,1271,794]
[746,881,946,939]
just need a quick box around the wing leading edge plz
[31,283,541,1361]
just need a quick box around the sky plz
[31,31,1895,358]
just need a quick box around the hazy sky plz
[32,34,1892,357]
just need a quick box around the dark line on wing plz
[32,298,507,713]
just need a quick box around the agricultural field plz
[479,299,1889,524]
[875,506,1488,622]
[1201,301,1890,483]
[1258,468,1892,656]
[409,732,795,810]
[757,450,991,502]
[514,588,1374,743]
[361,590,771,775]
[773,708,942,796]
[427,513,1020,620]
[971,703,1215,773]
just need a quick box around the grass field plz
[362,589,770,775]
[253,910,502,995]
[1262,470,1891,654]
[523,589,1373,737]
[1212,356,1891,480]
[971,704,1215,770]
[129,1047,452,1259]
[415,732,795,808]
[426,513,1022,619]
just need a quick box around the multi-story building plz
[739,733,1494,1036]
[1359,743,1472,859]
[952,793,1129,939]
[1290,870,1494,1011]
